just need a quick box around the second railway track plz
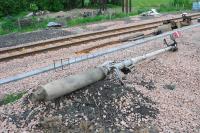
[0,13,200,61]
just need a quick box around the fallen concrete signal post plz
[32,37,178,101]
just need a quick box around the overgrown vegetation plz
[0,16,57,35]
[0,0,79,17]
[68,12,137,26]
[134,0,193,13]
[0,0,121,17]
[0,92,25,106]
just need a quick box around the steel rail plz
[0,24,159,61]
[0,13,200,61]
[0,23,200,85]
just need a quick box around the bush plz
[171,0,192,9]
[0,11,3,18]
[158,4,177,12]
[42,0,64,12]
[0,0,85,17]
[112,12,127,18]
[0,0,28,17]
[30,3,39,13]
[1,19,16,33]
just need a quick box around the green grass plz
[133,0,192,13]
[0,17,57,35]
[68,12,133,26]
[68,11,139,26]
[0,92,25,106]
[132,0,173,8]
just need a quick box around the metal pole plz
[61,59,63,70]
[114,46,173,70]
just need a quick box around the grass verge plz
[68,12,137,26]
[0,16,57,35]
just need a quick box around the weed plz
[0,92,25,106]
[68,12,131,27]
[0,17,56,35]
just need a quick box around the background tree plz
[0,0,123,17]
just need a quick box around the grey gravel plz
[0,29,74,48]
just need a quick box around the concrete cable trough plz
[0,23,200,85]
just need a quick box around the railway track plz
[0,13,200,61]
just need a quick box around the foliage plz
[134,0,193,14]
[1,19,16,33]
[40,0,64,12]
[68,12,130,26]
[0,17,56,35]
[0,0,121,17]
[0,0,28,17]
[171,0,192,9]
[30,3,39,13]
[0,92,25,106]
[132,0,192,10]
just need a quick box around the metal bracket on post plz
[163,32,180,52]
[113,68,124,85]
[99,60,125,85]
[107,60,135,86]
[53,59,63,71]
[53,60,57,71]
[121,66,133,74]
[163,38,178,52]
[53,58,69,71]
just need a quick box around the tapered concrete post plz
[32,67,108,101]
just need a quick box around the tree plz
[82,0,85,7]
[30,3,38,15]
